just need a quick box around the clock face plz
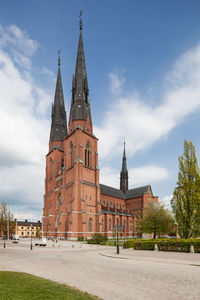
[58,195,62,207]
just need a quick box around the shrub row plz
[77,236,85,241]
[124,238,200,252]
[86,233,108,245]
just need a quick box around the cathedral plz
[43,18,158,239]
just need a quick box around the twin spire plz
[50,51,67,142]
[50,13,91,144]
[50,16,129,192]
[69,13,91,123]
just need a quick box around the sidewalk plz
[98,247,200,266]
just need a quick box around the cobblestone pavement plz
[0,239,200,300]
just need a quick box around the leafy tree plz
[0,201,15,238]
[137,202,174,239]
[171,140,200,238]
[35,225,40,237]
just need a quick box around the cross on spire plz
[58,49,61,66]
[79,9,83,31]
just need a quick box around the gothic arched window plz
[89,218,92,232]
[50,158,53,177]
[109,219,111,231]
[58,194,62,207]
[70,143,74,167]
[85,142,90,167]
[61,159,64,170]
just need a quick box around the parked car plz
[12,234,20,240]
[35,238,47,247]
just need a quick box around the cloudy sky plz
[1,0,200,220]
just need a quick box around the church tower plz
[43,15,100,239]
[68,17,92,135]
[64,15,100,238]
[120,142,128,193]
[43,55,67,237]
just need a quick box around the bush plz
[124,238,200,252]
[124,240,134,248]
[86,234,108,244]
[140,241,155,250]
[77,236,84,241]
[157,238,200,252]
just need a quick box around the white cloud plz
[10,205,41,221]
[42,67,55,78]
[100,165,169,189]
[95,43,200,159]
[0,24,51,220]
[100,166,119,188]
[160,195,173,210]
[129,165,169,186]
[0,50,50,165]
[0,24,39,57]
[1,23,200,220]
[108,72,124,94]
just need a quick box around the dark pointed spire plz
[120,141,128,193]
[69,12,92,125]
[50,52,68,142]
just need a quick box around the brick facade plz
[43,20,158,239]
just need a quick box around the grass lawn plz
[0,271,101,300]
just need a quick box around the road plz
[0,239,200,300]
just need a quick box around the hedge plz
[86,233,108,244]
[124,238,200,253]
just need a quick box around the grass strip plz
[0,271,101,300]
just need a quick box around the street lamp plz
[4,232,6,249]
[30,224,33,250]
[116,218,119,254]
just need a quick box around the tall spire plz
[69,12,92,127]
[120,141,128,193]
[50,52,68,143]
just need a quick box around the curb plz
[98,252,128,259]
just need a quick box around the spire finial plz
[58,49,61,66]
[79,9,83,31]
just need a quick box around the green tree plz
[171,140,200,238]
[0,201,15,238]
[35,225,40,237]
[137,202,174,239]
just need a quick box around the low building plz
[16,220,42,238]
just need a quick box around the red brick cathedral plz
[43,18,158,239]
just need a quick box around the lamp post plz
[15,218,18,235]
[123,228,126,248]
[30,224,33,250]
[116,218,119,254]
[7,215,9,240]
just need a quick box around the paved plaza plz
[0,239,200,300]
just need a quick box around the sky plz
[1,0,200,220]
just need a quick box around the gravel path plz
[0,239,200,300]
